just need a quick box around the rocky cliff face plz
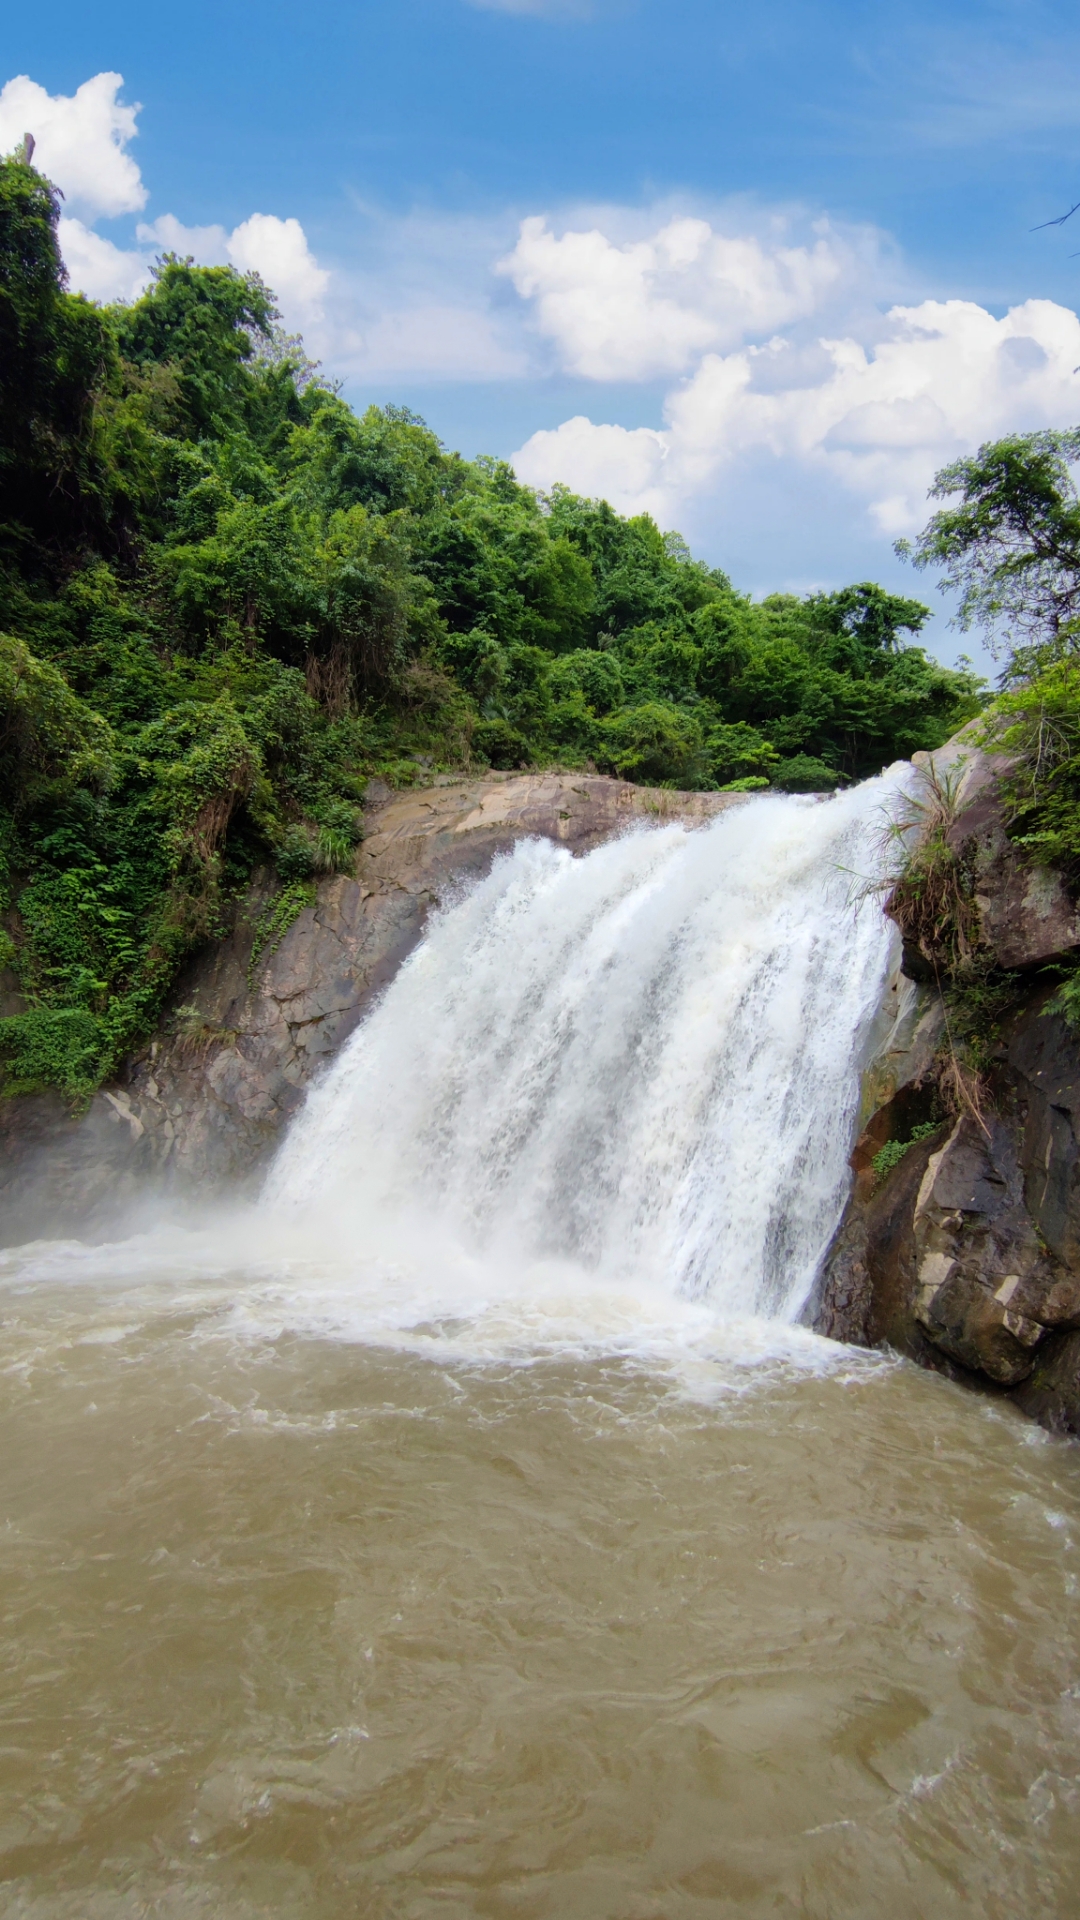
[814,734,1080,1435]
[0,772,738,1245]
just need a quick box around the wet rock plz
[813,1125,954,1369]
[809,960,949,1346]
[1012,1327,1080,1433]
[854,973,946,1141]
[1005,992,1080,1269]
[817,1101,1080,1389]
[911,1115,1071,1384]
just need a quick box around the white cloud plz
[513,295,1080,536]
[513,416,669,519]
[59,209,331,332]
[226,213,330,326]
[136,213,230,264]
[57,216,151,304]
[56,200,330,340]
[0,72,144,219]
[499,211,859,379]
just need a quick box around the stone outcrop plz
[0,770,739,1245]
[911,1111,1080,1382]
[904,729,1080,972]
[815,736,1080,1434]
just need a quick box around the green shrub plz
[986,660,1080,887]
[596,701,707,788]
[771,754,841,793]
[473,718,531,769]
[0,1007,111,1100]
[871,1121,940,1185]
[1044,966,1080,1032]
[0,634,115,809]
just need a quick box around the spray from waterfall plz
[269,772,907,1326]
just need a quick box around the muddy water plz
[2,1274,1079,1919]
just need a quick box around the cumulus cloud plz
[499,212,859,378]
[226,213,330,325]
[514,416,670,519]
[513,294,1080,536]
[0,72,144,218]
[58,206,330,331]
[56,216,151,304]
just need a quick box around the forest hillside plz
[0,151,982,1097]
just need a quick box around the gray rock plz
[911,1115,1070,1384]
[1006,991,1080,1268]
[1012,1327,1080,1433]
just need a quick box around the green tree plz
[898,430,1080,673]
[0,149,114,550]
[113,255,277,438]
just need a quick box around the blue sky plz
[6,0,1080,662]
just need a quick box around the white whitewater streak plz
[269,771,907,1323]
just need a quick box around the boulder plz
[814,1128,942,1354]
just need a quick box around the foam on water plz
[1,772,910,1378]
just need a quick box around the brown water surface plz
[1,1277,1079,1917]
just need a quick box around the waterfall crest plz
[269,772,906,1324]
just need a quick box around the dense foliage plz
[0,150,981,1098]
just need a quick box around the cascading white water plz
[269,770,907,1325]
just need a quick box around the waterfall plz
[268,772,906,1326]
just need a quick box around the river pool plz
[1,1254,1078,1919]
